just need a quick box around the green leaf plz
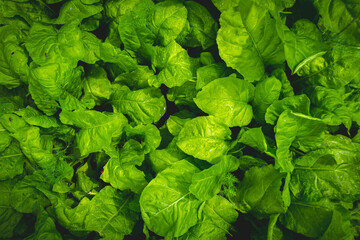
[196,63,231,90]
[238,155,268,172]
[199,52,215,65]
[15,106,59,128]
[166,111,194,136]
[271,68,294,98]
[1,114,74,186]
[291,135,360,202]
[189,155,239,201]
[177,116,231,163]
[83,65,113,104]
[283,19,328,73]
[211,0,239,12]
[81,31,102,64]
[0,180,23,239]
[26,208,62,240]
[0,142,25,181]
[117,1,155,56]
[310,86,352,130]
[101,141,148,194]
[178,1,218,49]
[104,0,146,20]
[28,63,84,115]
[125,124,161,154]
[110,85,166,124]
[0,85,26,116]
[319,205,355,240]
[140,160,201,237]
[60,110,128,157]
[0,24,29,89]
[114,66,153,90]
[213,0,296,14]
[167,81,198,108]
[0,124,12,152]
[275,111,326,172]
[280,200,353,239]
[149,137,187,173]
[265,94,310,125]
[236,165,286,216]
[26,24,86,67]
[194,77,255,127]
[239,127,275,157]
[11,171,51,213]
[49,186,138,239]
[178,195,238,240]
[253,76,282,123]
[54,0,103,25]
[304,46,360,89]
[314,0,360,45]
[0,0,51,25]
[149,41,193,88]
[76,171,100,194]
[217,1,284,81]
[99,43,139,73]
[149,0,188,46]
[84,186,138,239]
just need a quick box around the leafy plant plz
[0,0,360,239]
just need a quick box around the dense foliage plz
[1,0,360,239]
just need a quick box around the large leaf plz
[101,141,148,194]
[117,0,155,56]
[176,116,231,163]
[0,114,74,186]
[280,200,354,239]
[140,160,201,237]
[0,142,25,181]
[194,77,255,127]
[195,63,231,90]
[275,111,326,173]
[314,0,360,45]
[26,24,86,67]
[303,46,360,89]
[149,137,187,173]
[178,195,238,240]
[49,186,138,239]
[60,110,128,157]
[212,0,296,13]
[217,1,284,81]
[125,124,161,154]
[28,63,84,115]
[265,94,311,125]
[15,106,59,128]
[238,127,275,157]
[0,0,51,25]
[0,180,23,239]
[148,0,188,46]
[0,124,11,152]
[178,1,218,49]
[291,134,360,202]
[82,65,113,104]
[310,86,352,130]
[236,165,286,216]
[149,41,193,88]
[253,76,282,123]
[54,0,103,25]
[110,85,166,124]
[189,155,239,201]
[0,24,29,89]
[283,19,328,73]
[10,171,51,213]
[25,208,62,240]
